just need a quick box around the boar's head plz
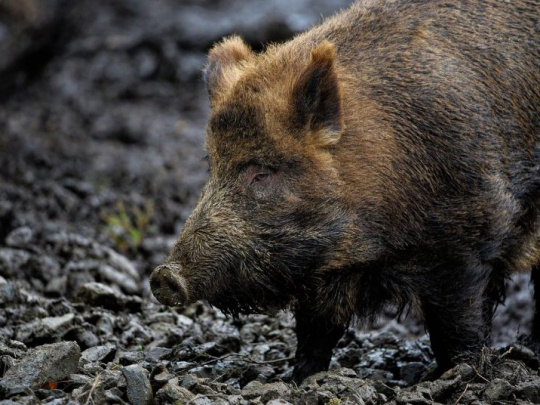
[150,37,352,315]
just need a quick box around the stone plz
[15,313,77,343]
[484,378,513,401]
[74,328,100,349]
[76,282,141,312]
[155,377,195,404]
[399,362,427,385]
[122,364,153,405]
[45,276,67,296]
[105,247,140,281]
[98,264,139,295]
[145,346,172,363]
[118,350,145,365]
[5,227,34,248]
[0,248,30,279]
[100,369,127,389]
[241,381,291,402]
[516,380,540,403]
[68,373,92,387]
[80,344,117,364]
[0,341,80,397]
[395,390,432,404]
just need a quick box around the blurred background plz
[0,0,354,275]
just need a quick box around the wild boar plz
[150,0,540,384]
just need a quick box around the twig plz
[471,365,489,383]
[83,373,101,405]
[183,352,294,370]
[454,383,469,404]
[250,355,295,364]
[497,346,513,360]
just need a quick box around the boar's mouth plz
[150,258,299,315]
[206,268,297,316]
[149,263,190,307]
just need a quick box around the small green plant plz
[326,399,341,405]
[102,200,154,253]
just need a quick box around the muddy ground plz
[1,1,539,404]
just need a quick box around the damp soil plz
[0,1,539,404]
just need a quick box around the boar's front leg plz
[291,300,346,385]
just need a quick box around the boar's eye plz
[251,172,271,185]
[243,164,273,187]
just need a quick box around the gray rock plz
[5,227,33,248]
[74,328,100,349]
[151,369,175,386]
[0,394,37,405]
[76,281,142,312]
[0,341,80,396]
[122,364,153,405]
[181,374,199,390]
[399,362,427,385]
[155,377,195,404]
[191,395,222,405]
[395,390,432,404]
[0,282,21,306]
[68,373,92,387]
[96,313,116,336]
[15,313,77,342]
[45,275,67,296]
[145,346,172,363]
[0,340,27,359]
[0,248,30,279]
[484,378,513,401]
[100,369,127,389]
[80,343,117,364]
[103,388,129,404]
[441,363,474,381]
[98,264,139,295]
[241,381,291,402]
[65,263,95,296]
[118,350,145,365]
[516,380,540,403]
[0,355,17,377]
[105,247,140,281]
[267,400,294,405]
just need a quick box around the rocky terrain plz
[1,1,539,404]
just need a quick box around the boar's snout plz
[150,263,189,307]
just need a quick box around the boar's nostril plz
[149,264,189,307]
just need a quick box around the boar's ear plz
[203,36,254,101]
[291,40,343,146]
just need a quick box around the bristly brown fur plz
[151,0,540,385]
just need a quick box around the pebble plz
[15,313,78,343]
[0,248,30,279]
[484,378,513,401]
[122,364,153,405]
[76,281,142,312]
[155,378,195,404]
[80,343,117,364]
[241,381,291,402]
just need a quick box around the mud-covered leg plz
[291,301,346,385]
[419,267,486,375]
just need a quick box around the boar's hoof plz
[149,263,189,306]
